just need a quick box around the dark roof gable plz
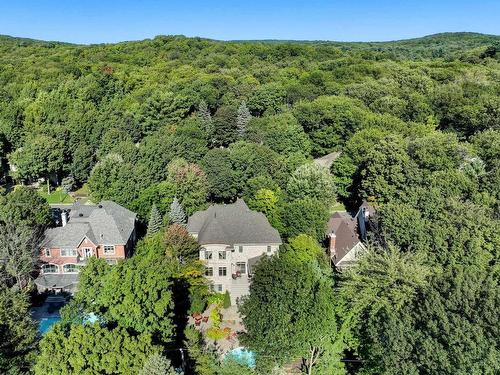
[187,199,282,245]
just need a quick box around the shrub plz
[223,291,231,308]
[206,327,226,341]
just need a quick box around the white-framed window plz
[218,251,226,260]
[205,267,213,277]
[218,267,227,277]
[267,245,272,253]
[103,245,115,255]
[60,248,78,257]
[236,262,246,274]
[63,264,79,273]
[43,249,51,257]
[212,284,223,292]
[238,245,243,253]
[42,264,58,274]
[205,251,213,260]
[106,259,117,265]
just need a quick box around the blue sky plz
[0,1,499,44]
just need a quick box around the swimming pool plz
[38,316,61,334]
[225,347,256,368]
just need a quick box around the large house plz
[187,199,282,304]
[35,201,137,293]
[326,201,375,268]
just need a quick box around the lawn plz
[330,201,346,213]
[38,187,75,204]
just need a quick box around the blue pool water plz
[38,316,61,334]
[225,347,256,368]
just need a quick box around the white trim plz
[42,263,59,274]
[103,245,115,255]
[62,263,79,274]
[60,248,78,257]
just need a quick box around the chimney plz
[329,233,336,260]
[61,210,68,227]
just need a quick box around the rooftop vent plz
[79,213,83,217]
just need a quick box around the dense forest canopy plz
[0,32,499,374]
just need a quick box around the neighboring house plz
[187,199,282,304]
[326,201,375,268]
[35,201,137,293]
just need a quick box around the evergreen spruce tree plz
[169,197,186,225]
[139,353,179,375]
[198,100,214,143]
[236,101,251,138]
[147,204,162,235]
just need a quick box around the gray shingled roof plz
[43,201,136,248]
[187,199,282,245]
[34,274,79,288]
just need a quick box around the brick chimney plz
[329,233,336,260]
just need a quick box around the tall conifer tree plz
[147,204,162,235]
[236,101,251,138]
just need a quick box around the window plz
[103,245,115,255]
[106,259,117,265]
[60,248,77,257]
[205,267,214,277]
[205,251,213,260]
[43,249,51,257]
[215,284,223,292]
[267,245,272,253]
[218,251,226,260]
[63,264,79,273]
[42,264,58,274]
[238,245,243,253]
[218,267,227,276]
[236,262,246,274]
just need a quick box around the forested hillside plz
[0,32,499,374]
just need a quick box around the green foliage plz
[1,32,500,374]
[167,159,208,215]
[140,353,179,375]
[0,186,51,227]
[147,203,163,235]
[247,188,283,232]
[35,324,160,375]
[8,134,64,181]
[0,286,37,374]
[168,197,186,225]
[164,224,199,261]
[240,254,345,374]
[68,255,175,343]
[223,290,231,308]
[0,222,42,290]
[286,162,336,202]
[280,197,329,241]
[284,234,326,264]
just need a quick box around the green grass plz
[330,202,346,213]
[38,187,75,204]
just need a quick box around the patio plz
[189,304,245,355]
